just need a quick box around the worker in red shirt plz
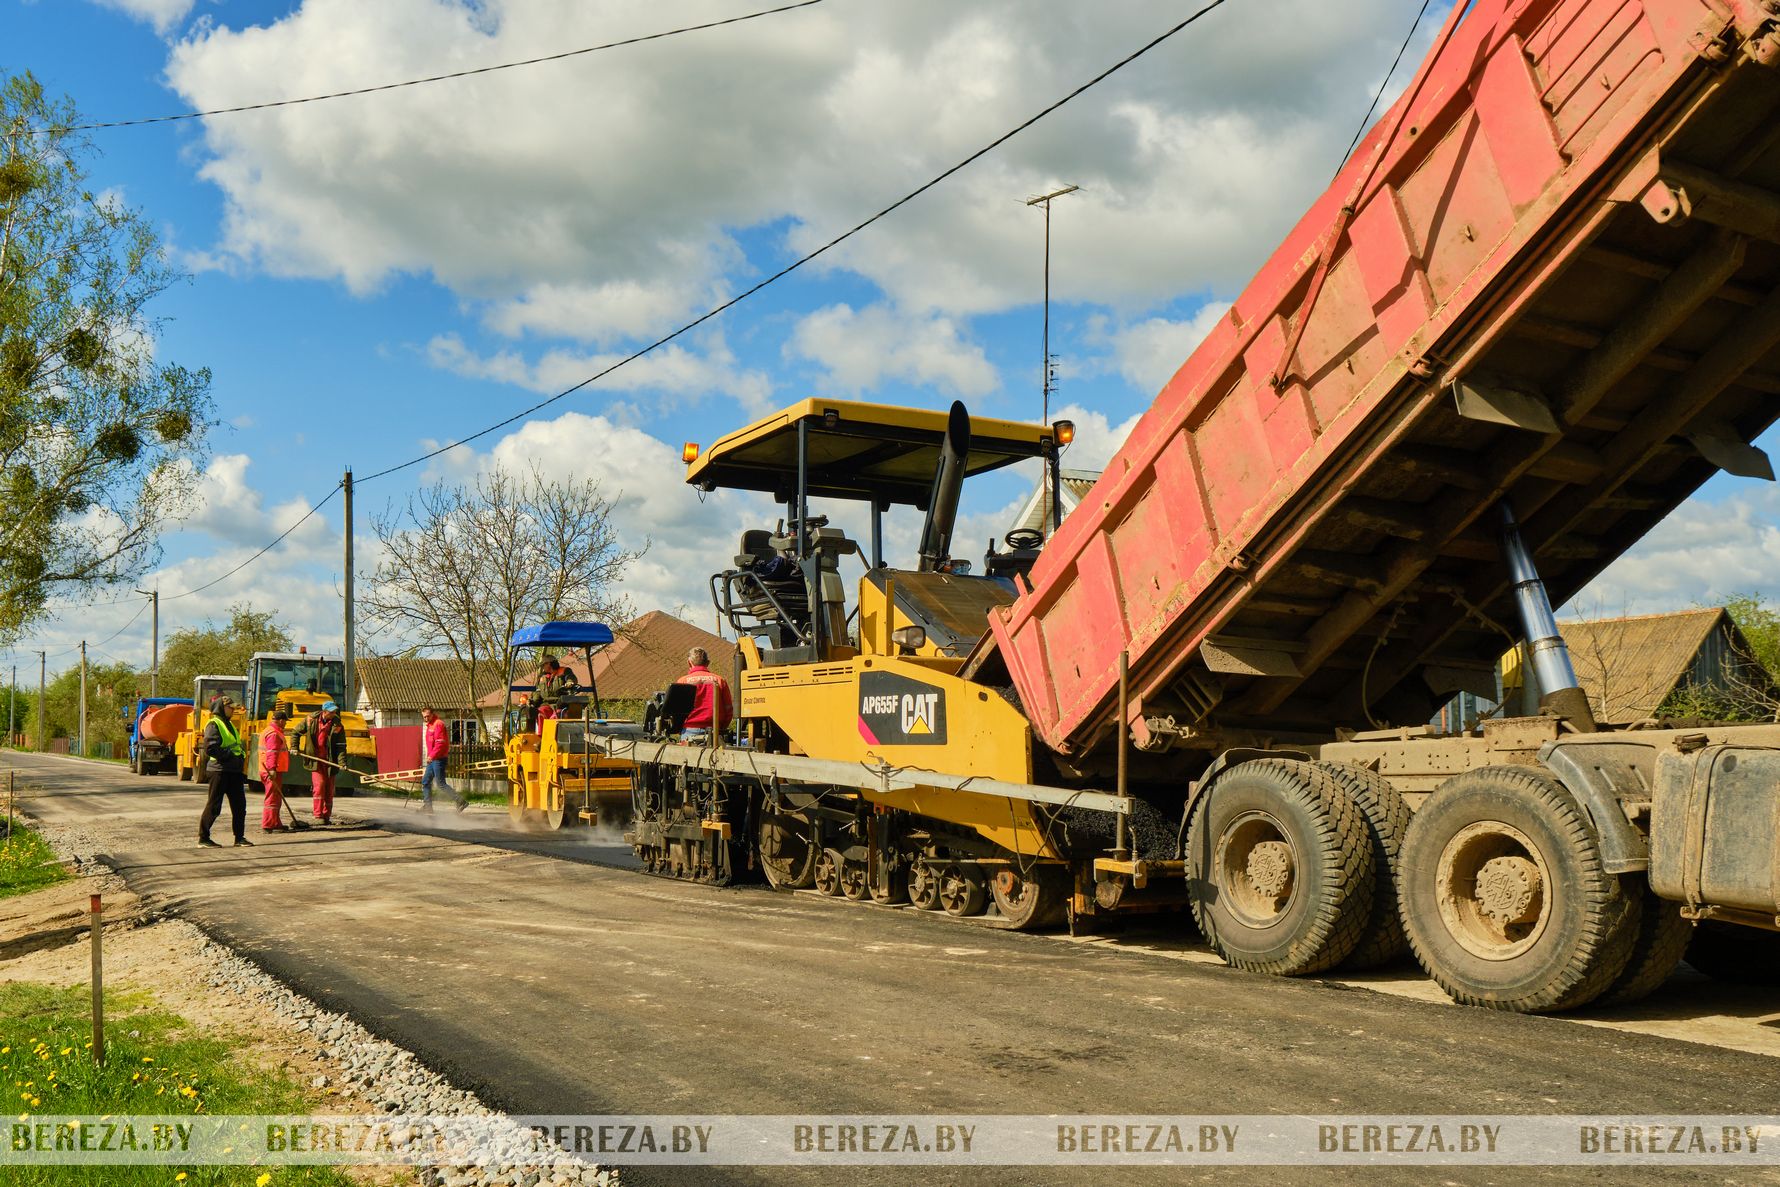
[420,704,468,813]
[675,647,733,742]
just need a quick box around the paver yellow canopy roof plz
[685,398,1054,508]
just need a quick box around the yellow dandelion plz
[27,1097,38,1107]
[257,1174,272,1187]
[58,1047,70,1056]
[179,1087,196,1098]
[2,1046,10,1054]
[142,1057,154,1064]
[176,1176,187,1183]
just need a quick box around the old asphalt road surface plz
[7,751,1779,1187]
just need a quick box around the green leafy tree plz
[41,658,139,754]
[1,73,214,644]
[157,604,291,699]
[1,681,30,744]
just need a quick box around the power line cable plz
[21,0,1237,638]
[36,0,826,133]
[39,482,341,614]
[160,483,343,602]
[360,0,1236,484]
[38,600,149,662]
[1333,0,1432,178]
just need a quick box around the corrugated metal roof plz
[1537,608,1730,724]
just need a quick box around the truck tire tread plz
[1398,766,1640,1013]
[1187,758,1375,977]
[1597,885,1692,1007]
[1314,761,1411,971]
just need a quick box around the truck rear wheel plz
[1313,761,1411,970]
[1597,886,1693,1006]
[1398,766,1641,1013]
[1186,759,1374,976]
[1686,922,1780,986]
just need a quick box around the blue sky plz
[5,0,1776,682]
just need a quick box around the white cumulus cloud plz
[787,303,996,397]
[161,0,1443,327]
[89,0,194,35]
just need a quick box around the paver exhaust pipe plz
[1499,502,1596,732]
[918,401,971,572]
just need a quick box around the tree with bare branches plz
[358,464,645,725]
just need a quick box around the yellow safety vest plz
[212,716,244,759]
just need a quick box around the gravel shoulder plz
[2,794,617,1187]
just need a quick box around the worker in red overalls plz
[675,647,733,743]
[260,706,290,832]
[298,701,346,825]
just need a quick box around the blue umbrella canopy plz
[508,622,615,649]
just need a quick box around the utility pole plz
[135,588,159,697]
[1027,183,1078,533]
[343,467,355,707]
[78,641,87,757]
[7,663,14,745]
[36,652,45,752]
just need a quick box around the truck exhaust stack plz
[1499,503,1596,733]
[917,401,971,572]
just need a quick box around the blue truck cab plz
[125,696,193,777]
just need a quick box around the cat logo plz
[857,671,948,746]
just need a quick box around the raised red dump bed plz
[981,0,1780,768]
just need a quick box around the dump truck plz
[174,674,247,782]
[603,0,1780,1013]
[125,697,192,777]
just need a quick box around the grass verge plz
[0,981,361,1186]
[1,817,70,900]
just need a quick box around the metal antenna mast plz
[1027,183,1079,425]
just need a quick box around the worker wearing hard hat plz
[297,701,347,825]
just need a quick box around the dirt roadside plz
[0,809,616,1187]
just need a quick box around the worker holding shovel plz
[260,707,291,833]
[298,701,346,825]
